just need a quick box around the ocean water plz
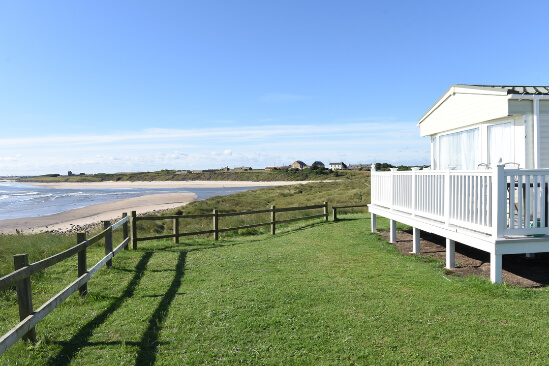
[0,181,260,221]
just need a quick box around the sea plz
[0,181,260,221]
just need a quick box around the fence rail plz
[0,214,130,356]
[130,202,330,246]
[1,200,367,356]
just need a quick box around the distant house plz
[329,162,347,170]
[311,161,325,168]
[265,167,276,171]
[220,166,230,172]
[291,160,308,170]
[68,171,74,176]
[348,163,371,171]
[234,167,252,171]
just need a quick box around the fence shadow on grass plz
[47,251,154,366]
[134,251,186,366]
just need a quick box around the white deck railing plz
[371,166,549,238]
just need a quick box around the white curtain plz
[488,123,512,167]
[439,128,479,170]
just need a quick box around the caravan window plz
[438,128,479,170]
[488,122,512,167]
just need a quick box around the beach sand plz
[1,180,306,235]
[0,192,197,235]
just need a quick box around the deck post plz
[445,238,455,269]
[490,252,502,284]
[389,168,398,210]
[371,213,376,232]
[492,165,506,239]
[412,227,420,254]
[389,219,396,243]
[411,167,419,217]
[444,168,451,227]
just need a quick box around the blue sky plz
[1,0,548,175]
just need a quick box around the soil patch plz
[378,229,549,287]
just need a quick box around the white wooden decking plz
[368,166,549,283]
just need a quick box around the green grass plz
[1,177,370,277]
[2,214,549,365]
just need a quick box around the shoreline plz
[0,180,310,235]
[26,180,305,189]
[0,192,197,235]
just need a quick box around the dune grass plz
[0,177,370,277]
[2,214,549,364]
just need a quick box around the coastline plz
[0,192,197,235]
[0,180,308,235]
[27,180,303,189]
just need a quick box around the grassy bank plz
[19,168,367,183]
[0,177,370,277]
[2,214,549,364]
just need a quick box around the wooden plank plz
[113,237,130,256]
[111,215,129,230]
[137,213,213,221]
[136,229,217,242]
[0,251,113,356]
[331,204,369,209]
[87,228,109,246]
[276,205,325,213]
[218,209,272,217]
[0,240,88,292]
[275,214,325,225]
[217,222,270,233]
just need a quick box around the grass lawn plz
[2,214,549,365]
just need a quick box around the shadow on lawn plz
[47,250,188,366]
[47,251,154,366]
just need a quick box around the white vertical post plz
[412,227,420,254]
[390,168,397,210]
[490,252,502,284]
[371,213,377,232]
[411,167,419,216]
[492,165,506,238]
[370,164,376,205]
[445,238,455,269]
[389,220,396,243]
[534,97,541,169]
[444,168,451,226]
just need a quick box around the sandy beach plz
[0,180,306,235]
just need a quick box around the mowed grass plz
[2,214,549,365]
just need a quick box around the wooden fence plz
[0,200,368,356]
[130,202,330,247]
[0,214,130,356]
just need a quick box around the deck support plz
[490,253,502,284]
[526,253,535,258]
[412,227,420,254]
[389,220,396,243]
[371,213,377,232]
[445,238,455,269]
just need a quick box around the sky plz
[2,0,549,176]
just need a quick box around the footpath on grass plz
[2,214,549,364]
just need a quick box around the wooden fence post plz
[103,221,113,268]
[13,254,36,342]
[271,205,276,235]
[77,232,88,297]
[122,212,129,250]
[131,211,137,250]
[323,202,328,221]
[213,209,219,240]
[333,207,338,221]
[173,216,179,244]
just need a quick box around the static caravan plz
[368,85,549,284]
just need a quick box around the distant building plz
[234,167,252,171]
[68,171,74,176]
[220,166,230,172]
[311,161,325,168]
[291,160,308,170]
[329,162,347,170]
[265,167,276,171]
[348,164,371,171]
